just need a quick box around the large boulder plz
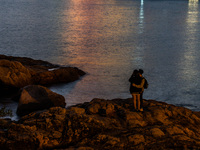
[17,85,66,116]
[0,59,33,91]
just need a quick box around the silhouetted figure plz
[129,69,147,111]
[129,70,142,111]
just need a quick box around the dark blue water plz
[0,0,200,119]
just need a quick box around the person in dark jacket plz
[132,69,146,111]
[129,70,144,111]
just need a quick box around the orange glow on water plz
[60,0,139,68]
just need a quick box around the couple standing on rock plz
[129,69,148,112]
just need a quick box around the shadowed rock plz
[1,98,200,149]
[17,85,66,116]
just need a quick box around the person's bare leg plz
[137,94,140,111]
[138,94,143,111]
[133,95,137,110]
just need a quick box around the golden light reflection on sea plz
[60,0,139,68]
[179,0,199,81]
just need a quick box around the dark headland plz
[1,55,200,150]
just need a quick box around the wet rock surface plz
[1,98,200,150]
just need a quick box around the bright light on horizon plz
[141,0,144,6]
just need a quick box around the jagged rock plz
[1,98,200,149]
[128,134,145,145]
[150,127,165,138]
[86,98,116,116]
[17,85,66,116]
[0,55,85,96]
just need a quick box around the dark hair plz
[139,69,144,74]
[133,69,138,74]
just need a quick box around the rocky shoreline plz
[1,55,200,149]
[1,98,200,149]
[0,54,86,118]
[0,54,85,95]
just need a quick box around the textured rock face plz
[0,59,33,89]
[17,85,66,116]
[1,98,200,150]
[0,55,85,95]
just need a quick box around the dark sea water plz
[0,0,200,119]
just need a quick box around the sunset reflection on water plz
[60,0,138,67]
[56,0,141,105]
[51,0,200,108]
[1,0,200,111]
[179,0,199,81]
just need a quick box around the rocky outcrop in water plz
[16,85,66,116]
[1,98,200,150]
[0,55,85,95]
